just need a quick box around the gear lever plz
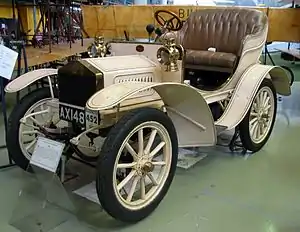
[146,24,155,42]
[154,27,163,42]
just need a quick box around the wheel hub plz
[257,109,269,124]
[135,159,154,175]
[142,161,154,173]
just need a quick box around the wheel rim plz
[112,121,172,211]
[18,98,64,160]
[249,86,275,144]
[18,98,101,161]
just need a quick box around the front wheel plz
[239,79,277,152]
[6,87,101,171]
[96,107,178,222]
[6,87,59,171]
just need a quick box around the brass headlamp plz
[156,37,183,72]
[87,35,111,58]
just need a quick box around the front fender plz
[216,64,291,130]
[5,68,58,93]
[87,82,217,147]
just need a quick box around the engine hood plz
[83,55,157,74]
[57,55,160,107]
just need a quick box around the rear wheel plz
[239,79,277,152]
[96,107,178,222]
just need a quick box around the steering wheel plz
[154,10,183,32]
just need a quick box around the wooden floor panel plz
[17,38,94,69]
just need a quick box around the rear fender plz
[216,64,291,130]
[5,69,58,93]
[87,82,217,147]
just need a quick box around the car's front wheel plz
[6,87,62,171]
[7,87,103,171]
[96,107,178,222]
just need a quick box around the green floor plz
[0,55,299,232]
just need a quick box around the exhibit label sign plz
[0,44,18,80]
[30,137,65,173]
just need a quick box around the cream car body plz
[4,8,292,223]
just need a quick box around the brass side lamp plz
[156,37,183,72]
[87,35,111,58]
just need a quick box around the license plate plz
[59,104,99,129]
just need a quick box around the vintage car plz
[4,8,291,223]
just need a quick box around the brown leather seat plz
[185,50,237,69]
[176,9,267,73]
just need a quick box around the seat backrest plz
[177,8,267,56]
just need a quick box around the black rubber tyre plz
[96,107,178,223]
[7,88,56,171]
[239,79,277,152]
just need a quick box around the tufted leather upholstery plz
[185,50,237,68]
[177,8,267,72]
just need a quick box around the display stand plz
[0,76,14,169]
[8,136,109,231]
[9,137,77,232]
[10,40,29,101]
[0,43,18,170]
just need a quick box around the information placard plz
[30,137,65,173]
[0,44,18,80]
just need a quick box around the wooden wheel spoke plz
[152,161,166,166]
[26,138,37,151]
[147,173,158,186]
[117,170,136,191]
[140,176,146,200]
[126,176,139,202]
[144,129,157,155]
[138,129,144,155]
[256,123,261,138]
[263,96,270,108]
[262,118,268,126]
[117,162,137,169]
[22,130,39,136]
[250,121,258,138]
[125,142,138,160]
[263,104,271,113]
[250,116,258,125]
[22,122,39,130]
[149,141,165,159]
[29,116,41,126]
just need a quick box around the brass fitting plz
[156,37,181,72]
[87,35,110,58]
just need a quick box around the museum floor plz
[0,58,299,232]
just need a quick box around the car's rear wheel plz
[239,79,277,152]
[96,107,178,222]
